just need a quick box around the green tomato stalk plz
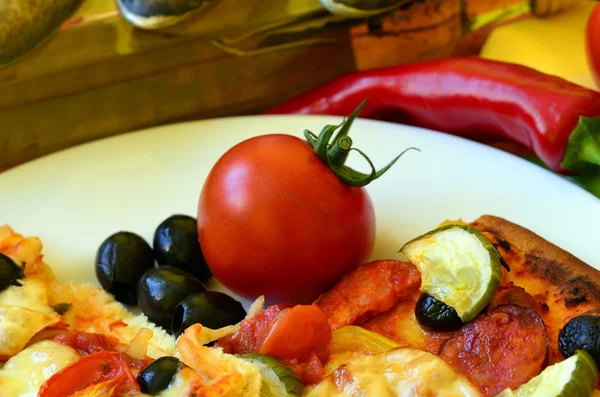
[304,99,420,187]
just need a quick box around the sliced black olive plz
[0,253,24,292]
[153,215,212,283]
[95,231,154,305]
[171,291,246,336]
[415,293,463,331]
[137,266,206,331]
[136,356,183,395]
[559,315,600,366]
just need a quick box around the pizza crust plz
[470,215,600,367]
[470,215,600,308]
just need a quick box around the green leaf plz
[561,116,600,176]
[0,0,84,67]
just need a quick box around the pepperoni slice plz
[315,260,421,330]
[489,285,539,313]
[438,305,549,397]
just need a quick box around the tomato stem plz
[329,136,352,167]
[303,98,420,187]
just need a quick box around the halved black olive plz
[136,356,183,395]
[154,215,211,283]
[171,291,246,336]
[415,293,463,331]
[137,266,206,331]
[0,253,24,292]
[559,315,600,366]
[95,231,154,304]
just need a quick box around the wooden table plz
[0,0,520,171]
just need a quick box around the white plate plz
[1,116,599,296]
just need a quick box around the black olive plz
[137,266,206,331]
[95,231,154,305]
[559,315,600,366]
[171,291,247,336]
[137,356,183,395]
[0,253,24,291]
[415,293,463,331]
[153,215,212,283]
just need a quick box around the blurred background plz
[0,0,596,171]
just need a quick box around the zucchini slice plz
[401,224,502,322]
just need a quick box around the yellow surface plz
[481,2,597,90]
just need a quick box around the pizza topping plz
[324,325,401,376]
[415,293,463,332]
[95,231,155,305]
[137,356,183,395]
[0,279,62,359]
[362,296,455,355]
[496,350,598,397]
[438,305,549,397]
[171,291,247,337]
[0,252,24,291]
[127,328,154,360]
[238,353,304,396]
[48,330,152,371]
[217,304,331,361]
[304,347,483,397]
[0,340,80,397]
[52,302,72,315]
[489,285,540,313]
[314,260,421,330]
[559,315,600,368]
[401,224,502,322]
[38,351,140,397]
[216,304,331,384]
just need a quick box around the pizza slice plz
[0,225,266,397]
[314,215,600,397]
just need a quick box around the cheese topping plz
[0,340,80,397]
[0,280,60,358]
[305,347,483,397]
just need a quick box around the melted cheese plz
[305,347,483,397]
[0,340,79,396]
[0,280,60,358]
[158,368,201,397]
[176,324,262,396]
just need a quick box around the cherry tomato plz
[197,134,376,303]
[260,305,332,360]
[38,351,140,397]
[586,4,600,88]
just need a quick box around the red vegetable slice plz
[315,260,421,330]
[438,305,549,396]
[38,351,140,397]
[259,305,331,360]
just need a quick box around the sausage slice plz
[438,304,549,396]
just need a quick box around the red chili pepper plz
[265,57,600,176]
